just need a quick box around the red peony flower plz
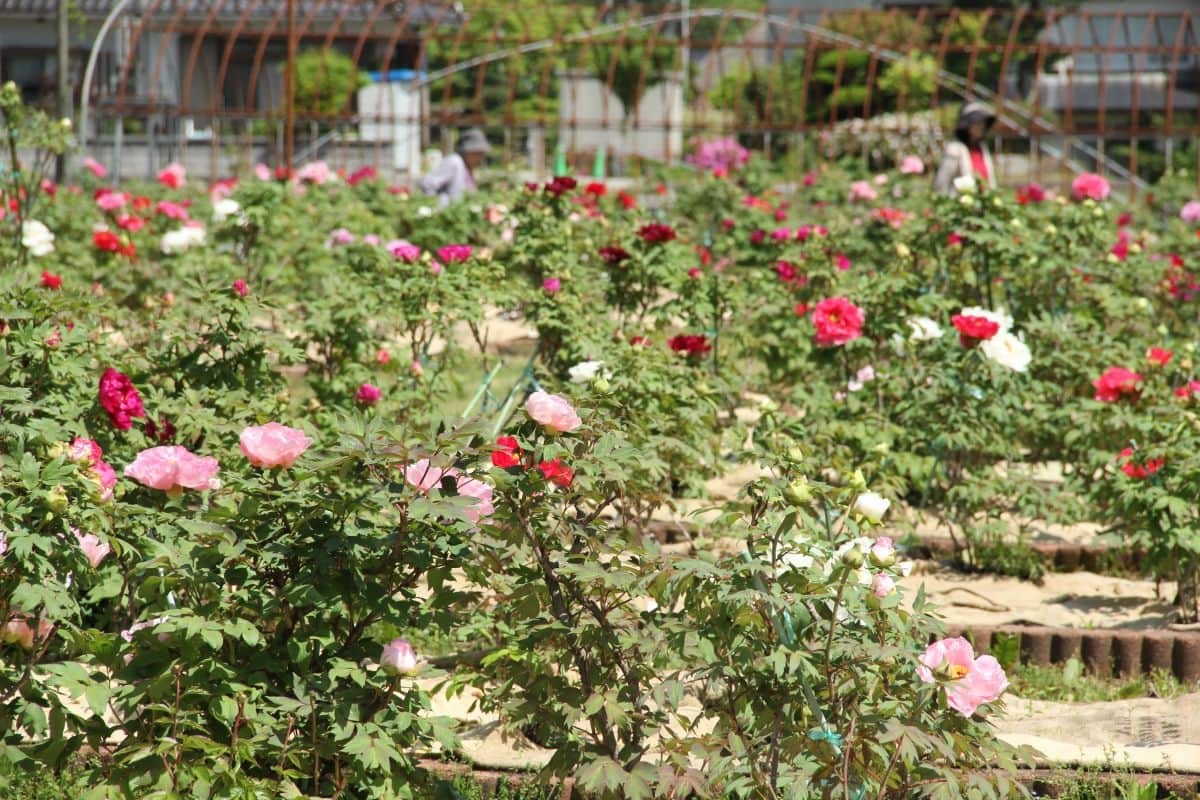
[812,297,865,347]
[598,246,631,265]
[93,230,122,252]
[1146,347,1172,366]
[617,191,636,210]
[638,223,676,244]
[538,458,574,488]
[40,271,62,290]
[584,182,606,197]
[1093,367,1143,402]
[544,176,577,197]
[1174,380,1200,400]
[98,368,146,430]
[1118,447,1164,480]
[687,267,702,279]
[232,279,249,297]
[347,165,377,186]
[668,334,712,357]
[491,436,523,469]
[793,302,810,316]
[144,416,177,443]
[1015,183,1046,205]
[951,315,1001,347]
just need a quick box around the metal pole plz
[284,0,296,168]
[56,0,70,181]
[79,0,136,157]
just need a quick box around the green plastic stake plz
[592,145,606,179]
[553,145,568,178]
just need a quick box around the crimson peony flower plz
[1093,367,1143,402]
[811,297,865,347]
[144,417,176,443]
[538,458,574,488]
[239,422,312,468]
[98,368,146,430]
[617,191,636,209]
[124,445,220,492]
[638,223,676,244]
[917,637,1008,717]
[1118,447,1164,480]
[687,267,702,279]
[525,391,581,433]
[793,302,810,316]
[355,383,382,405]
[1146,347,1172,367]
[347,165,377,186]
[1015,182,1046,205]
[951,315,1001,347]
[93,230,122,252]
[491,436,523,469]
[40,270,62,289]
[598,246,631,265]
[544,176,577,197]
[584,181,606,197]
[232,279,249,297]
[668,334,712,358]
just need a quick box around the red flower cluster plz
[544,176,577,197]
[1092,367,1143,402]
[616,191,636,210]
[93,230,135,257]
[347,165,377,186]
[538,458,574,488]
[1015,183,1046,205]
[598,246,631,265]
[41,271,62,290]
[668,334,712,357]
[638,223,677,244]
[951,315,1000,347]
[870,207,910,229]
[811,297,865,347]
[775,261,807,286]
[1174,380,1200,400]
[1118,448,1163,480]
[491,436,522,469]
[98,368,146,430]
[584,182,606,197]
[1146,347,1172,367]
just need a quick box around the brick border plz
[945,623,1200,682]
[914,536,1144,573]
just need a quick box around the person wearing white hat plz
[933,102,998,195]
[418,127,491,207]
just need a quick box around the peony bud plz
[380,638,419,676]
[870,572,896,599]
[782,477,812,506]
[841,545,864,568]
[869,536,895,567]
[853,492,890,524]
[849,469,867,491]
[45,486,68,514]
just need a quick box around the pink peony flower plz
[355,383,382,405]
[1093,366,1143,402]
[254,163,272,181]
[98,368,146,431]
[347,165,377,186]
[2,613,52,650]
[387,240,422,262]
[232,279,249,297]
[402,459,493,522]
[900,156,925,174]
[239,422,313,468]
[96,190,127,212]
[124,446,220,492]
[328,228,355,246]
[155,200,189,221]
[403,458,453,492]
[918,636,1008,716]
[870,572,895,598]
[74,529,111,568]
[835,252,851,271]
[525,391,582,433]
[362,234,380,246]
[157,162,187,190]
[542,277,562,293]
[848,181,878,203]
[295,161,332,185]
[454,475,495,523]
[869,536,895,567]
[1071,172,1110,201]
[68,437,117,501]
[83,157,108,178]
[380,638,419,676]
[811,297,865,347]
[1181,201,1200,224]
[436,245,473,264]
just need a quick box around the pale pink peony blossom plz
[918,636,1008,716]
[403,458,452,492]
[849,180,878,202]
[525,391,582,433]
[328,228,355,246]
[380,637,419,676]
[124,446,220,492]
[402,459,494,523]
[870,572,895,598]
[254,163,272,181]
[295,161,332,185]
[74,529,111,568]
[239,423,313,468]
[1181,201,1200,224]
[83,157,108,178]
[899,156,925,174]
[869,536,895,567]
[96,191,127,212]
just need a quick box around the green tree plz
[292,48,368,118]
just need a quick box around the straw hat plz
[456,128,492,155]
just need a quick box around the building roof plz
[0,0,463,23]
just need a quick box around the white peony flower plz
[959,306,1013,334]
[907,316,943,341]
[852,492,891,524]
[779,551,815,574]
[211,198,242,223]
[568,360,606,384]
[980,331,1032,372]
[21,220,55,256]
[953,175,977,195]
[161,226,206,254]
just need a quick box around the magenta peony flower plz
[811,297,865,347]
[918,637,1008,716]
[98,368,146,431]
[124,446,220,492]
[380,637,419,676]
[1071,172,1110,201]
[436,245,473,264]
[157,162,187,190]
[239,422,313,468]
[74,529,111,568]
[232,279,249,297]
[355,383,382,405]
[542,277,562,293]
[525,391,582,433]
[388,240,422,262]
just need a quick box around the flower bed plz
[3,85,1200,796]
